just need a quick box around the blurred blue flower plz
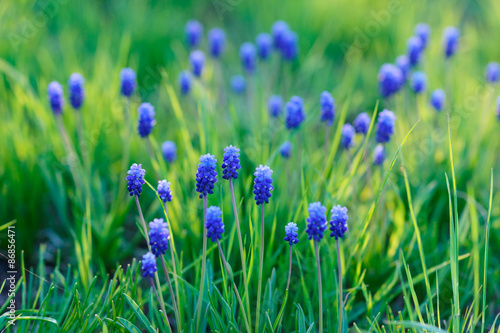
[230,75,246,94]
[378,64,403,98]
[411,71,427,94]
[443,26,460,58]
[306,202,327,242]
[341,124,355,150]
[185,20,203,48]
[376,109,396,143]
[137,103,156,137]
[396,55,410,82]
[178,71,192,95]
[253,165,273,205]
[47,81,64,115]
[222,145,241,180]
[208,28,225,58]
[162,141,177,163]
[127,163,145,198]
[195,154,217,198]
[157,180,173,203]
[205,206,224,242]
[320,91,335,126]
[272,21,290,49]
[407,36,423,66]
[68,73,85,110]
[141,252,157,278]
[430,89,445,112]
[268,95,283,118]
[353,112,371,135]
[190,50,205,77]
[485,62,500,83]
[120,68,136,97]
[373,144,385,165]
[280,30,298,61]
[280,141,292,158]
[149,218,170,257]
[284,222,299,245]
[240,42,257,73]
[329,205,348,240]
[414,23,431,49]
[285,96,305,130]
[256,33,273,60]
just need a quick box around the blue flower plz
[256,33,273,60]
[430,89,445,112]
[373,144,385,165]
[141,252,157,278]
[157,180,173,203]
[137,103,156,137]
[149,218,170,257]
[253,165,273,205]
[376,109,396,143]
[190,50,205,77]
[396,55,410,82]
[329,205,348,240]
[240,42,257,73]
[126,163,146,197]
[306,202,327,242]
[231,75,246,94]
[485,62,500,83]
[185,20,203,48]
[320,91,335,126]
[411,71,427,94]
[280,30,298,61]
[272,21,290,49]
[280,141,292,158]
[162,141,177,163]
[414,23,431,49]
[353,112,371,135]
[443,26,460,58]
[407,36,423,67]
[205,206,224,242]
[222,145,241,180]
[68,73,85,109]
[341,124,355,150]
[178,71,192,95]
[284,222,299,245]
[120,68,136,97]
[196,154,217,198]
[268,95,283,118]
[285,96,305,130]
[378,64,403,98]
[47,81,64,115]
[208,28,225,58]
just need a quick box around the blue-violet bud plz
[280,141,292,158]
[222,145,241,180]
[414,23,431,49]
[208,28,225,58]
[272,21,290,49]
[306,202,327,242]
[285,96,305,130]
[149,218,170,257]
[284,222,299,245]
[280,30,298,61]
[407,36,423,67]
[141,252,157,278]
[185,20,203,48]
[190,50,205,77]
[178,71,192,95]
[373,144,385,165]
[196,154,217,198]
[127,163,146,197]
[253,165,273,205]
[205,206,224,242]
[47,81,64,115]
[396,55,410,82]
[240,42,257,73]
[256,33,273,60]
[320,91,335,126]
[230,75,246,94]
[162,141,177,163]
[157,180,173,203]
[137,102,156,137]
[329,205,348,240]
[268,95,283,118]
[341,124,355,150]
[353,112,371,135]
[443,26,460,58]
[430,89,445,112]
[68,73,85,109]
[411,71,427,94]
[378,64,403,98]
[120,68,136,97]
[485,62,500,83]
[376,109,396,143]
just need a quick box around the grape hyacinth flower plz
[161,141,177,163]
[285,96,305,130]
[157,180,173,203]
[48,81,64,115]
[280,141,292,158]
[411,71,427,94]
[256,33,273,60]
[149,218,170,257]
[268,95,283,118]
[430,89,446,112]
[320,91,335,126]
[353,112,371,135]
[230,75,246,94]
[240,42,257,73]
[329,205,348,240]
[376,109,396,143]
[443,26,460,58]
[205,206,224,242]
[396,55,411,82]
[195,154,217,198]
[68,73,85,110]
[415,23,431,49]
[185,20,203,48]
[485,62,500,83]
[341,124,355,150]
[126,163,145,198]
[272,20,290,49]
[208,28,225,58]
[222,145,241,180]
[137,103,156,137]
[407,36,423,67]
[373,144,386,165]
[284,222,298,290]
[280,30,298,61]
[141,252,157,277]
[378,64,403,98]
[178,71,192,95]
[190,50,205,78]
[306,202,327,242]
[120,68,136,97]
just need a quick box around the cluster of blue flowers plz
[221,146,241,180]
[126,163,146,198]
[285,96,306,130]
[47,73,87,115]
[196,154,218,198]
[205,206,224,242]
[320,91,335,126]
[253,165,273,205]
[157,180,173,203]
[137,103,156,138]
[306,202,349,242]
[149,218,170,257]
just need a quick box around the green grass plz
[1,0,500,332]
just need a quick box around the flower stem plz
[230,179,252,326]
[196,195,208,332]
[150,277,173,333]
[161,256,181,329]
[324,123,330,159]
[287,245,292,290]
[165,206,183,328]
[117,98,131,201]
[134,195,151,246]
[217,240,252,333]
[255,204,265,333]
[315,241,323,333]
[336,238,343,333]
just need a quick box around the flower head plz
[341,124,355,150]
[320,91,335,126]
[208,28,225,58]
[120,68,136,97]
[280,141,292,158]
[414,23,431,49]
[376,109,396,143]
[222,145,241,180]
[240,42,257,73]
[272,21,290,49]
[280,30,298,61]
[162,141,177,163]
[185,20,203,48]
[196,154,217,198]
[149,218,170,257]
[411,71,427,94]
[353,112,371,135]
[126,163,145,197]
[485,62,500,83]
[284,222,299,245]
[68,73,85,110]
[443,26,460,58]
[178,71,192,95]
[141,252,157,278]
[157,180,173,203]
[373,144,385,165]
[378,64,403,98]
[256,33,273,60]
[407,36,423,67]
[396,55,410,82]
[285,96,305,130]
[47,81,64,115]
[137,103,156,137]
[306,202,327,242]
[268,95,283,118]
[430,89,445,112]
[329,205,348,240]
[230,75,246,94]
[190,50,205,77]
[205,206,224,242]
[253,165,273,205]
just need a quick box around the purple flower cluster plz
[162,141,177,163]
[253,165,273,205]
[329,205,348,240]
[205,206,224,242]
[157,180,173,203]
[190,50,205,77]
[120,68,136,97]
[208,28,225,58]
[306,202,327,242]
[256,33,273,60]
[378,64,403,98]
[268,95,283,118]
[185,20,203,48]
[231,75,246,94]
[178,71,192,95]
[341,124,355,150]
[280,141,292,158]
[284,222,299,245]
[137,103,156,137]
[411,71,427,94]
[376,110,396,143]
[149,218,170,257]
[285,96,305,130]
[320,91,335,126]
[353,112,370,135]
[126,163,146,197]
[373,144,385,165]
[195,154,218,198]
[68,73,85,109]
[47,81,64,115]
[240,42,257,73]
[141,252,157,278]
[222,145,241,180]
[430,89,445,112]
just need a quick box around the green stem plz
[336,239,343,333]
[165,207,183,329]
[150,278,172,333]
[255,204,265,333]
[196,195,208,331]
[315,241,323,333]
[161,256,180,329]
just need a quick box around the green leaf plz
[123,293,157,333]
